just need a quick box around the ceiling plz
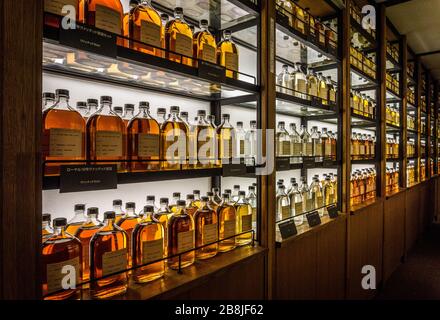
[385,0,440,81]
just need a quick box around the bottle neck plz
[53,226,65,236]
[99,102,113,114]
[104,218,114,227]
[54,96,70,110]
[126,208,137,217]
[74,210,85,217]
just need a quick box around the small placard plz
[198,61,226,83]
[60,165,117,193]
[222,163,247,177]
[327,205,339,219]
[276,157,291,171]
[306,211,322,227]
[303,157,316,168]
[278,219,298,240]
[59,24,117,58]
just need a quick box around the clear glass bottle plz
[300,125,313,157]
[42,213,54,242]
[87,96,126,172]
[165,7,194,66]
[217,30,239,79]
[294,62,308,99]
[323,176,336,205]
[160,106,189,170]
[217,114,234,162]
[42,89,86,176]
[277,64,294,94]
[288,182,304,225]
[321,128,332,159]
[42,218,82,300]
[326,76,336,104]
[311,126,322,159]
[66,204,87,235]
[310,177,324,213]
[90,211,129,299]
[276,185,290,221]
[117,202,139,268]
[130,0,162,56]
[76,101,89,118]
[318,72,328,104]
[75,207,103,281]
[235,121,247,159]
[246,186,258,228]
[132,205,165,283]
[152,198,172,257]
[193,19,217,65]
[194,196,218,260]
[245,121,258,164]
[218,193,237,252]
[300,177,313,212]
[289,123,302,163]
[307,69,319,98]
[192,190,202,209]
[276,121,291,157]
[167,200,195,270]
[234,191,253,246]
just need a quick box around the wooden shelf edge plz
[350,198,383,214]
[81,245,266,300]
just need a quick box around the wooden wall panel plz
[383,192,406,282]
[405,186,421,253]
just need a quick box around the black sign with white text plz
[60,165,117,193]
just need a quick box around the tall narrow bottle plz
[75,207,103,281]
[311,126,323,159]
[247,185,258,229]
[165,7,194,66]
[42,89,86,176]
[289,123,302,162]
[217,30,239,79]
[218,193,237,252]
[116,202,139,268]
[194,197,218,260]
[307,69,318,98]
[42,218,82,300]
[132,205,165,283]
[87,96,126,172]
[128,101,160,172]
[294,63,307,99]
[152,198,172,257]
[168,200,195,270]
[86,98,99,120]
[318,73,328,104]
[300,177,313,212]
[310,177,324,213]
[90,211,128,299]
[193,19,217,66]
[234,191,253,246]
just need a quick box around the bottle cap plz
[104,211,116,220]
[201,196,209,202]
[197,110,206,116]
[42,213,51,222]
[100,96,112,104]
[146,195,155,201]
[278,121,285,126]
[224,189,232,194]
[224,30,232,37]
[76,101,87,108]
[157,108,166,113]
[237,121,243,126]
[238,191,246,196]
[87,207,99,216]
[249,186,255,191]
[193,190,200,195]
[43,92,55,100]
[161,13,169,20]
[180,111,188,117]
[222,114,230,119]
[186,194,194,200]
[87,98,98,105]
[290,177,296,183]
[174,7,184,14]
[173,192,181,198]
[126,202,136,209]
[200,19,209,26]
[207,192,213,197]
[160,198,169,204]
[212,187,219,192]
[170,106,180,113]
[234,185,240,189]
[55,89,69,98]
[143,206,155,214]
[130,0,139,6]
[222,193,230,198]
[113,200,123,206]
[125,104,135,110]
[53,218,67,227]
[113,106,123,113]
[177,200,186,206]
[74,204,86,211]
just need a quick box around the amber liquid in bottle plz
[167,201,195,270]
[42,219,82,300]
[90,212,128,299]
[85,0,124,38]
[217,30,239,79]
[193,19,217,67]
[87,96,126,172]
[128,103,160,172]
[218,194,237,252]
[160,107,189,170]
[194,198,218,260]
[130,0,163,57]
[165,7,194,66]
[132,206,165,283]
[217,114,234,164]
[74,209,102,281]
[116,203,139,268]
[234,192,253,246]
[42,90,86,176]
[194,111,216,168]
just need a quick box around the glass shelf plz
[276,90,337,118]
[351,67,378,91]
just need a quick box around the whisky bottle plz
[235,121,247,159]
[276,184,290,221]
[160,13,169,53]
[321,128,332,160]
[279,0,294,27]
[42,213,54,242]
[113,199,125,223]
[307,69,318,98]
[85,0,124,37]
[194,110,216,168]
[318,73,328,104]
[168,200,195,270]
[218,193,237,252]
[42,92,55,112]
[276,122,291,157]
[165,7,194,66]
[310,177,324,213]
[145,195,159,213]
[116,202,139,267]
[194,196,218,260]
[42,89,86,176]
[130,0,162,56]
[86,98,99,120]
[300,125,313,157]
[289,123,302,162]
[329,131,337,160]
[90,211,128,299]
[76,102,89,118]
[44,0,80,28]
[123,0,139,41]
[293,63,307,99]
[123,104,135,126]
[75,207,103,281]
[245,121,257,165]
[156,107,167,125]
[154,198,173,245]
[288,182,304,225]
[86,96,126,172]
[323,176,335,205]
[212,187,223,205]
[294,3,306,35]
[247,186,257,230]
[169,192,181,213]
[193,19,217,66]
[232,185,241,203]
[192,190,203,209]
[277,64,294,94]
[132,205,165,283]
[127,101,160,172]
[326,76,336,104]
[311,126,322,159]
[207,191,219,213]
[217,114,234,163]
[42,218,82,300]
[66,204,87,235]
[234,191,253,246]
[185,194,199,217]
[300,177,313,212]
[217,30,239,79]
[160,106,189,170]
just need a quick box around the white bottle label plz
[96,131,123,157]
[49,128,82,157]
[102,248,128,277]
[203,223,218,245]
[95,5,122,35]
[177,230,195,253]
[46,256,80,294]
[142,239,164,264]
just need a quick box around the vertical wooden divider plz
[415,59,422,182]
[401,36,408,187]
[378,4,387,199]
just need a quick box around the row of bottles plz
[276,123,337,160]
[350,90,376,119]
[407,62,415,79]
[45,2,239,77]
[275,174,338,224]
[386,105,400,127]
[350,1,376,38]
[42,186,256,300]
[385,167,400,194]
[42,90,260,175]
[407,162,417,186]
[407,139,416,158]
[276,0,337,49]
[387,43,399,62]
[276,64,337,104]
[350,168,377,206]
[351,133,376,160]
[420,160,427,181]
[407,114,416,131]
[407,87,415,106]
[386,137,399,159]
[350,46,376,79]
[386,72,400,95]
